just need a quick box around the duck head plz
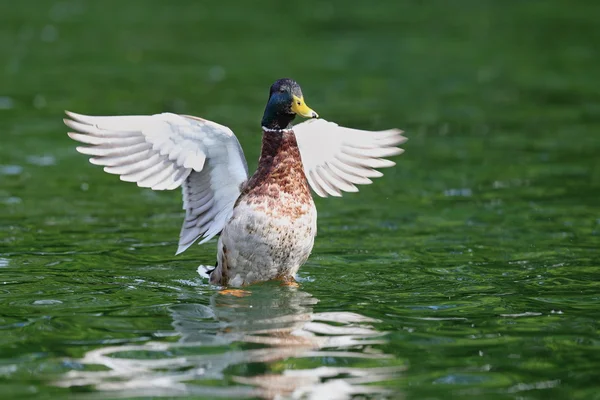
[261,78,318,130]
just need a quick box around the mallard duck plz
[65,78,406,287]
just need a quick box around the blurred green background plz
[1,0,600,399]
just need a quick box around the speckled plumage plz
[211,129,317,287]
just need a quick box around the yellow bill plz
[292,95,319,118]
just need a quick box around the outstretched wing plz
[293,119,406,197]
[65,112,249,254]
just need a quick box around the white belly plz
[212,197,317,287]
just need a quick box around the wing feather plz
[90,149,153,167]
[305,171,328,198]
[76,142,152,157]
[331,158,382,179]
[294,119,405,197]
[315,167,342,197]
[66,111,249,254]
[322,164,359,193]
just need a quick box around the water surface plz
[1,1,599,398]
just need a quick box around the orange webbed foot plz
[278,276,300,288]
[218,288,251,297]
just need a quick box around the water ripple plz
[55,287,402,398]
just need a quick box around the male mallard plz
[65,78,406,287]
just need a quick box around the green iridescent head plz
[261,78,318,130]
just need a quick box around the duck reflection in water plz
[57,282,404,399]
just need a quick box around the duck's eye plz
[297,101,301,105]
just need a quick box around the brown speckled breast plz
[238,129,313,217]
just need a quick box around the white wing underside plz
[293,119,406,197]
[66,112,405,255]
[65,112,248,254]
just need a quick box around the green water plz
[1,0,600,398]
